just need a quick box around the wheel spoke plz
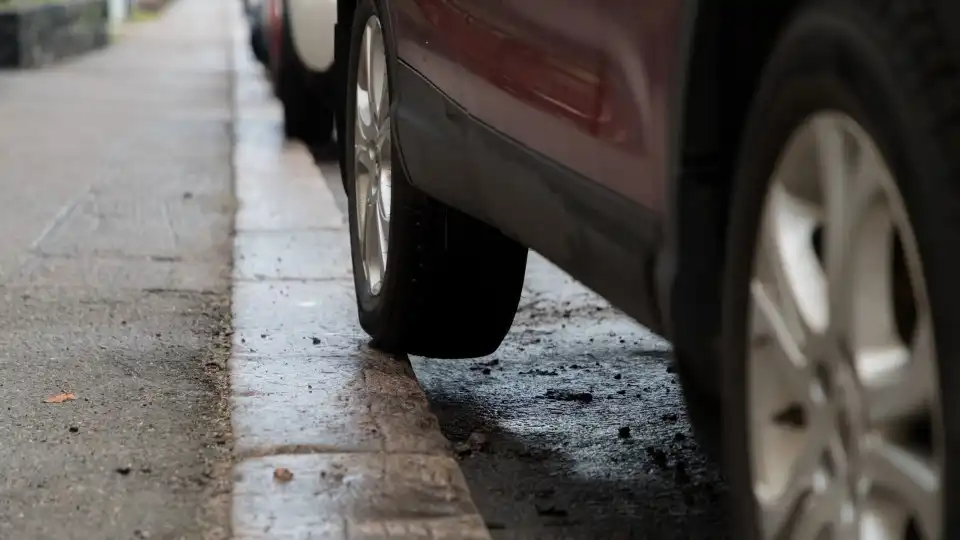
[758,181,827,352]
[758,436,833,540]
[830,502,861,540]
[356,144,376,177]
[363,22,381,126]
[861,322,933,426]
[374,186,389,272]
[377,111,392,157]
[354,148,373,253]
[751,280,817,402]
[363,186,383,285]
[862,437,941,540]
[370,26,388,124]
[356,44,377,146]
[376,170,391,242]
[356,98,377,144]
[782,484,844,540]
[813,116,884,338]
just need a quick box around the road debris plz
[454,432,489,457]
[519,369,558,376]
[43,392,76,404]
[273,467,294,483]
[543,389,593,403]
[535,505,569,518]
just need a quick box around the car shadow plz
[413,334,731,540]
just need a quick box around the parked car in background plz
[262,0,337,143]
[334,0,960,539]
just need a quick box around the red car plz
[333,1,960,538]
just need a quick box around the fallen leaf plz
[44,392,76,404]
[273,467,294,483]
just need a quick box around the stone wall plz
[0,0,109,68]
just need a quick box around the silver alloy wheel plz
[354,14,391,296]
[748,112,944,540]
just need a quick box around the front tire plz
[343,0,528,359]
[722,2,960,539]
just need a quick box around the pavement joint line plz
[234,446,452,460]
[27,188,93,251]
[25,251,212,263]
[234,226,347,233]
[233,277,353,284]
[226,2,491,537]
[0,285,221,294]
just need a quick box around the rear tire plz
[275,0,334,145]
[250,21,269,66]
[343,0,528,359]
[722,2,960,539]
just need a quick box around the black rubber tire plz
[276,0,334,145]
[721,1,960,539]
[343,0,528,359]
[250,21,269,66]
[675,350,722,463]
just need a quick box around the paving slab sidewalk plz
[0,1,235,538]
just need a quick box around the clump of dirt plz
[453,432,489,458]
[519,369,558,376]
[543,389,593,403]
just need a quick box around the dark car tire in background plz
[721,1,960,539]
[272,0,334,144]
[342,0,528,359]
[250,18,269,66]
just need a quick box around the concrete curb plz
[227,3,492,538]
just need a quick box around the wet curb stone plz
[0,0,109,68]
[227,3,491,538]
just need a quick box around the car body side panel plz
[392,0,469,106]
[467,104,667,334]
[389,0,479,207]
[287,0,337,72]
[445,0,683,333]
[395,62,665,333]
[388,0,694,336]
[456,0,608,183]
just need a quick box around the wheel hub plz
[811,351,868,505]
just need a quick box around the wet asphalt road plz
[315,160,731,539]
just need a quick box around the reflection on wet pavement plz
[412,253,731,540]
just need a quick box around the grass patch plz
[129,8,160,22]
